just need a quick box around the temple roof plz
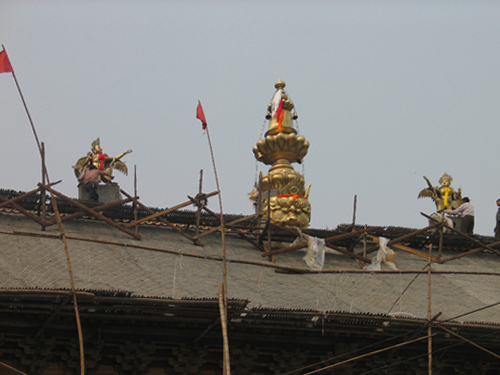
[1,198,499,325]
[2,189,500,374]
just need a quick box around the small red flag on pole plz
[0,49,13,73]
[1,45,42,154]
[196,101,207,130]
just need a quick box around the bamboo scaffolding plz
[443,300,500,322]
[4,229,500,276]
[123,190,218,228]
[303,335,433,375]
[36,295,72,337]
[422,212,500,257]
[0,361,29,375]
[269,222,301,236]
[439,240,500,264]
[0,181,61,209]
[187,194,222,223]
[193,211,263,240]
[262,226,383,257]
[43,197,134,227]
[257,215,270,243]
[39,183,141,240]
[0,194,48,227]
[392,243,440,263]
[324,242,372,264]
[120,189,203,246]
[367,234,441,262]
[363,222,441,255]
[283,312,444,375]
[237,232,266,253]
[193,317,221,343]
[437,324,500,361]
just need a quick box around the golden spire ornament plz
[251,80,311,228]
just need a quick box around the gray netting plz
[1,222,499,324]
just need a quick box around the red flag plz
[196,101,207,130]
[0,50,13,73]
[274,99,284,132]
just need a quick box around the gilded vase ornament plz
[418,173,462,212]
[251,80,311,229]
[73,138,132,184]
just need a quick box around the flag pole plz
[206,126,231,375]
[1,45,86,375]
[197,102,231,374]
[2,45,42,156]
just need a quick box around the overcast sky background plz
[1,1,500,236]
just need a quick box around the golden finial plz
[251,80,311,229]
[275,80,286,90]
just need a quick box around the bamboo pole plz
[134,165,138,234]
[363,224,367,257]
[439,240,500,264]
[388,222,442,247]
[36,295,72,337]
[237,232,266,252]
[352,194,357,227]
[3,45,42,154]
[196,169,203,236]
[444,300,500,322]
[438,223,443,260]
[387,264,430,314]
[4,44,85,374]
[0,361,30,375]
[303,335,432,375]
[41,142,46,230]
[219,283,231,374]
[437,324,500,361]
[203,119,230,374]
[427,244,433,375]
[45,181,86,375]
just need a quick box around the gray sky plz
[2,1,500,235]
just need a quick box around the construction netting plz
[1,214,499,325]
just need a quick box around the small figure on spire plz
[418,173,462,212]
[73,138,132,184]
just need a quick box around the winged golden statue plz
[418,173,462,212]
[73,138,132,184]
